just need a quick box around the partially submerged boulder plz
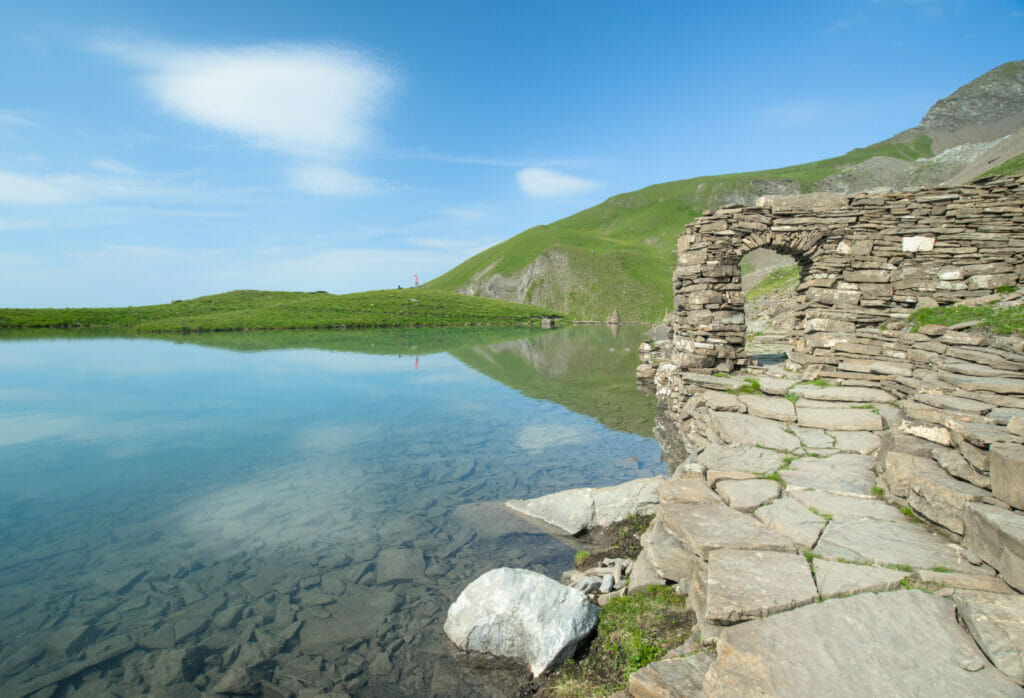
[505,476,662,535]
[443,567,598,677]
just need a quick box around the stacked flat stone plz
[629,177,1024,695]
[662,175,1024,374]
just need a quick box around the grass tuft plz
[544,586,692,695]
[900,506,921,523]
[909,302,1024,335]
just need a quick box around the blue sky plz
[2,0,1022,307]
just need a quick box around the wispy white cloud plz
[97,41,394,157]
[0,167,185,205]
[400,147,593,171]
[288,164,381,196]
[408,236,482,251]
[0,110,36,128]
[763,100,827,128]
[89,158,138,174]
[516,167,599,198]
[442,206,487,220]
[0,171,73,204]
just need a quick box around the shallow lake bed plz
[0,325,665,697]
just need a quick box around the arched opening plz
[737,246,812,368]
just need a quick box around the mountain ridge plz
[426,61,1024,322]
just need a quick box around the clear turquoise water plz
[0,326,664,697]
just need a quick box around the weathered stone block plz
[797,407,883,431]
[843,269,892,283]
[738,393,796,422]
[705,591,1023,697]
[704,549,817,625]
[902,235,935,252]
[991,444,1024,510]
[965,503,1024,592]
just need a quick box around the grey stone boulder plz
[954,590,1024,685]
[704,590,1024,696]
[919,569,1013,593]
[505,476,663,535]
[790,489,905,523]
[444,567,598,677]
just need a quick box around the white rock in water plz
[443,567,599,677]
[505,476,663,535]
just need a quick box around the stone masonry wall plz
[667,175,1024,374]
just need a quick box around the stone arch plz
[671,213,830,374]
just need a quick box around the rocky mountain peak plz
[919,61,1024,142]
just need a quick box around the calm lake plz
[0,325,666,697]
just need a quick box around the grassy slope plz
[0,289,560,333]
[448,325,658,437]
[427,135,933,322]
[979,152,1024,179]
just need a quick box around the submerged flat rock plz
[705,590,1024,696]
[505,476,662,535]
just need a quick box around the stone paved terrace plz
[627,335,1024,695]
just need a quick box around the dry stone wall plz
[626,176,1024,694]
[667,175,1024,374]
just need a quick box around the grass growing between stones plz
[909,302,1024,334]
[540,587,693,697]
[900,506,921,523]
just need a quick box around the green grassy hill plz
[0,289,559,333]
[426,135,933,322]
[449,324,658,437]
